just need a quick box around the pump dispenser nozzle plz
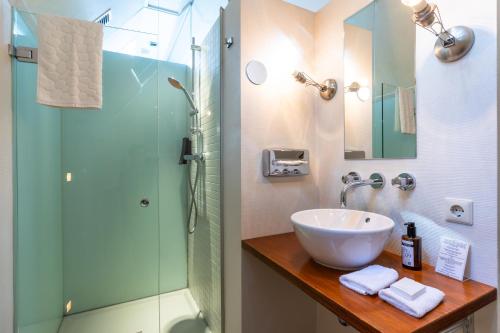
[405,222,417,238]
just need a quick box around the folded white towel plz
[379,284,445,318]
[339,265,399,295]
[37,14,103,109]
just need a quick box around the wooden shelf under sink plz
[242,233,497,333]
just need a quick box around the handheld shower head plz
[168,77,198,114]
[168,77,184,90]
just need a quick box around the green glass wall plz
[14,9,189,332]
[13,11,63,333]
[61,54,189,313]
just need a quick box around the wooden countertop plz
[243,233,497,333]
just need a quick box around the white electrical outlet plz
[445,198,473,226]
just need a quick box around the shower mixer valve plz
[184,153,204,162]
[190,127,202,134]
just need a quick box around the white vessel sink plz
[291,209,395,270]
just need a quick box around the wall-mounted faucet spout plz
[340,172,385,208]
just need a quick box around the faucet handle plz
[342,172,361,184]
[391,173,416,191]
[369,173,385,189]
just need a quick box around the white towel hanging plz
[37,14,103,109]
[395,87,416,134]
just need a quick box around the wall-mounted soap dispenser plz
[262,149,309,177]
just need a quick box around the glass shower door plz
[13,11,64,333]
[13,10,163,333]
[165,12,224,333]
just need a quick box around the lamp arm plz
[403,0,475,62]
[414,5,455,47]
[301,72,327,91]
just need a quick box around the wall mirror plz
[246,60,268,85]
[344,0,416,160]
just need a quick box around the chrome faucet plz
[340,172,385,208]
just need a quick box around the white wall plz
[0,1,13,333]
[315,0,497,288]
[498,0,500,322]
[221,1,242,332]
[239,0,319,332]
[314,0,497,331]
[240,0,319,240]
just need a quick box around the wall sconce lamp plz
[293,71,337,100]
[345,82,371,102]
[401,0,474,63]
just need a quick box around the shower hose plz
[187,159,201,234]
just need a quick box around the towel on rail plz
[394,86,416,135]
[37,14,103,109]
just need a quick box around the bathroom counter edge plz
[242,233,497,333]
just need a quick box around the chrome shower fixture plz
[167,77,199,115]
[401,0,475,63]
[293,71,337,100]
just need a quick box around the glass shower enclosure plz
[12,2,223,333]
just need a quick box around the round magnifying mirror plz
[246,60,267,85]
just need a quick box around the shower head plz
[168,77,198,114]
[168,77,184,90]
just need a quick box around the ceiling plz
[10,0,191,29]
[11,0,193,60]
[283,0,331,12]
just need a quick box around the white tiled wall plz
[314,0,498,331]
[188,18,222,333]
[315,0,498,288]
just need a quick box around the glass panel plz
[373,0,416,159]
[344,0,416,159]
[158,6,223,333]
[12,9,167,333]
[158,61,190,294]
[61,51,161,314]
[13,2,224,332]
[182,16,223,333]
[13,11,64,333]
[381,83,417,158]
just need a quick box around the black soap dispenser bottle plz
[402,222,422,271]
